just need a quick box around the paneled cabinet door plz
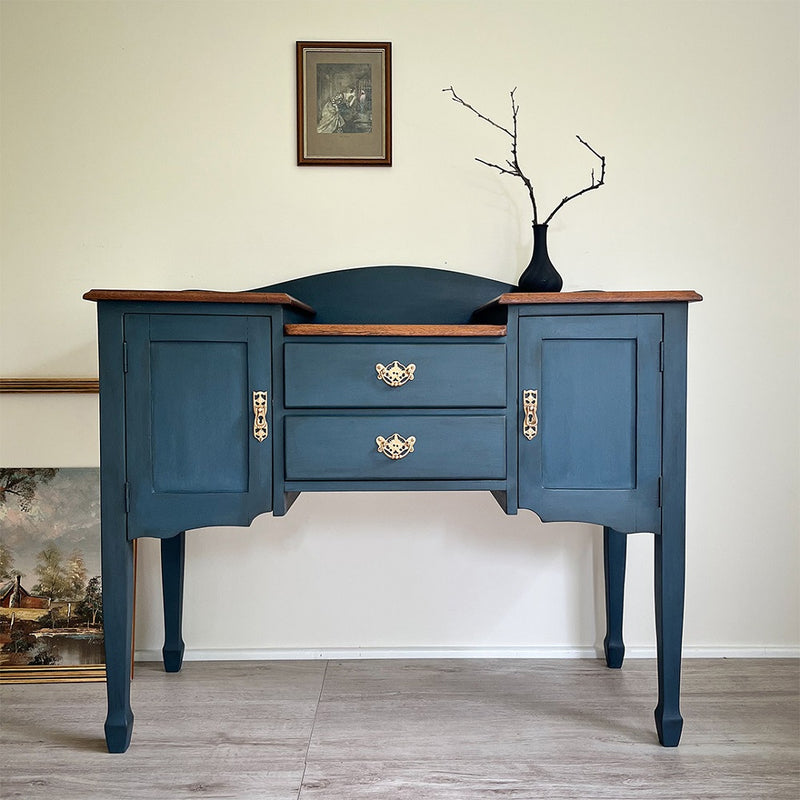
[124,314,272,538]
[518,314,662,533]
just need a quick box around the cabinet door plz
[124,314,271,537]
[518,314,662,532]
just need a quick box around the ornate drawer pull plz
[253,391,268,442]
[523,389,538,440]
[376,433,416,460]
[376,360,416,387]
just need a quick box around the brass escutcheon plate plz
[375,360,416,387]
[376,432,416,459]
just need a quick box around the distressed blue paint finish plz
[161,532,186,673]
[124,314,273,538]
[88,267,697,752]
[654,304,690,747]
[151,339,249,492]
[96,304,135,753]
[542,337,637,489]
[285,414,506,480]
[603,527,627,669]
[285,342,507,408]
[258,265,514,324]
[518,314,662,533]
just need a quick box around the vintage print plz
[316,63,373,134]
[297,41,391,166]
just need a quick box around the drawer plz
[285,415,506,480]
[284,343,506,408]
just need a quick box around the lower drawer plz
[285,415,506,480]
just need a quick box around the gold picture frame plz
[0,378,99,393]
[296,41,392,166]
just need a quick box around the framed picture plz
[296,41,392,166]
[0,468,113,683]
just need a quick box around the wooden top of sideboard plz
[493,290,703,305]
[284,323,507,337]
[83,285,702,329]
[473,290,702,316]
[83,289,315,315]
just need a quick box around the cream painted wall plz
[1,0,798,659]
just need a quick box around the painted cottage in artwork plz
[0,575,50,609]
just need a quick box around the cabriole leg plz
[603,527,627,669]
[161,531,186,673]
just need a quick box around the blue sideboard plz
[84,266,701,753]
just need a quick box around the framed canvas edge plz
[296,40,392,167]
[0,664,107,684]
[0,378,99,393]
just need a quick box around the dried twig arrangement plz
[443,86,606,226]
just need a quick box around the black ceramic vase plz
[517,223,563,292]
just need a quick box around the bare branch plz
[444,87,606,227]
[442,86,514,138]
[505,88,538,223]
[443,85,539,224]
[576,134,604,162]
[542,135,606,225]
[475,157,518,177]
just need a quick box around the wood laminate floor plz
[1,658,798,799]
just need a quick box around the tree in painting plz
[77,576,103,627]
[32,545,88,602]
[0,468,58,512]
[0,541,17,580]
[32,544,69,599]
[66,550,88,599]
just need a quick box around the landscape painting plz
[0,467,105,682]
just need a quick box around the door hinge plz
[659,341,665,373]
[123,341,129,373]
[657,476,663,508]
[124,482,131,513]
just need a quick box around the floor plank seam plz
[296,659,329,800]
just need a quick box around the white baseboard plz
[134,645,800,662]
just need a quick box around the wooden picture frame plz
[296,41,392,166]
[0,378,99,393]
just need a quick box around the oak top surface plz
[496,290,703,304]
[284,323,507,337]
[83,289,315,314]
[83,286,702,326]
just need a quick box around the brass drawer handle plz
[523,389,538,440]
[253,391,268,442]
[376,360,416,387]
[376,433,416,460]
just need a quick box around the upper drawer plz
[284,342,507,408]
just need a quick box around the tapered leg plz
[655,302,689,747]
[603,527,627,669]
[654,521,685,746]
[161,531,186,673]
[97,305,136,752]
[102,526,136,753]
